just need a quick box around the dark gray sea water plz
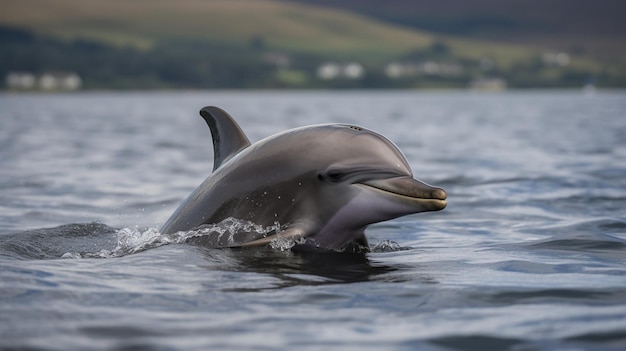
[1,91,625,350]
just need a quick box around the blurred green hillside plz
[1,0,623,89]
[289,0,626,63]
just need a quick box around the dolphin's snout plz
[361,177,444,199]
[424,185,447,210]
[359,176,447,211]
[431,187,447,201]
[432,188,447,210]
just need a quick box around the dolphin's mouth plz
[358,176,447,210]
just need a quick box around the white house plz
[39,72,82,91]
[6,72,37,90]
[316,62,365,80]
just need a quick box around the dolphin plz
[160,106,447,251]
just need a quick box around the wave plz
[1,219,412,260]
[0,219,287,260]
[524,219,626,255]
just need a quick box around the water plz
[1,90,625,350]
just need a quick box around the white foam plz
[371,239,406,253]
[62,217,283,258]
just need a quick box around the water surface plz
[1,91,625,350]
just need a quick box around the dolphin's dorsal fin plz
[199,106,251,171]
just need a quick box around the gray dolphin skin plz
[160,106,447,251]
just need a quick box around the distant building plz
[317,62,341,80]
[39,72,82,91]
[6,72,37,90]
[385,61,462,78]
[542,52,570,66]
[343,63,364,79]
[469,78,507,91]
[317,62,365,80]
[262,52,291,68]
[6,71,82,91]
[421,61,462,76]
[385,63,417,78]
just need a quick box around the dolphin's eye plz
[317,170,346,182]
[326,170,345,182]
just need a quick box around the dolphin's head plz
[273,124,447,250]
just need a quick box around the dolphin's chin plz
[357,176,447,211]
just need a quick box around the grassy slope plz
[288,0,626,64]
[0,0,540,66]
[0,0,430,56]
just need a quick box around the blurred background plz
[1,0,625,91]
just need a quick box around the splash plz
[61,226,167,259]
[371,239,408,253]
[184,218,283,248]
[269,235,307,251]
[57,220,409,259]
[61,218,284,259]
